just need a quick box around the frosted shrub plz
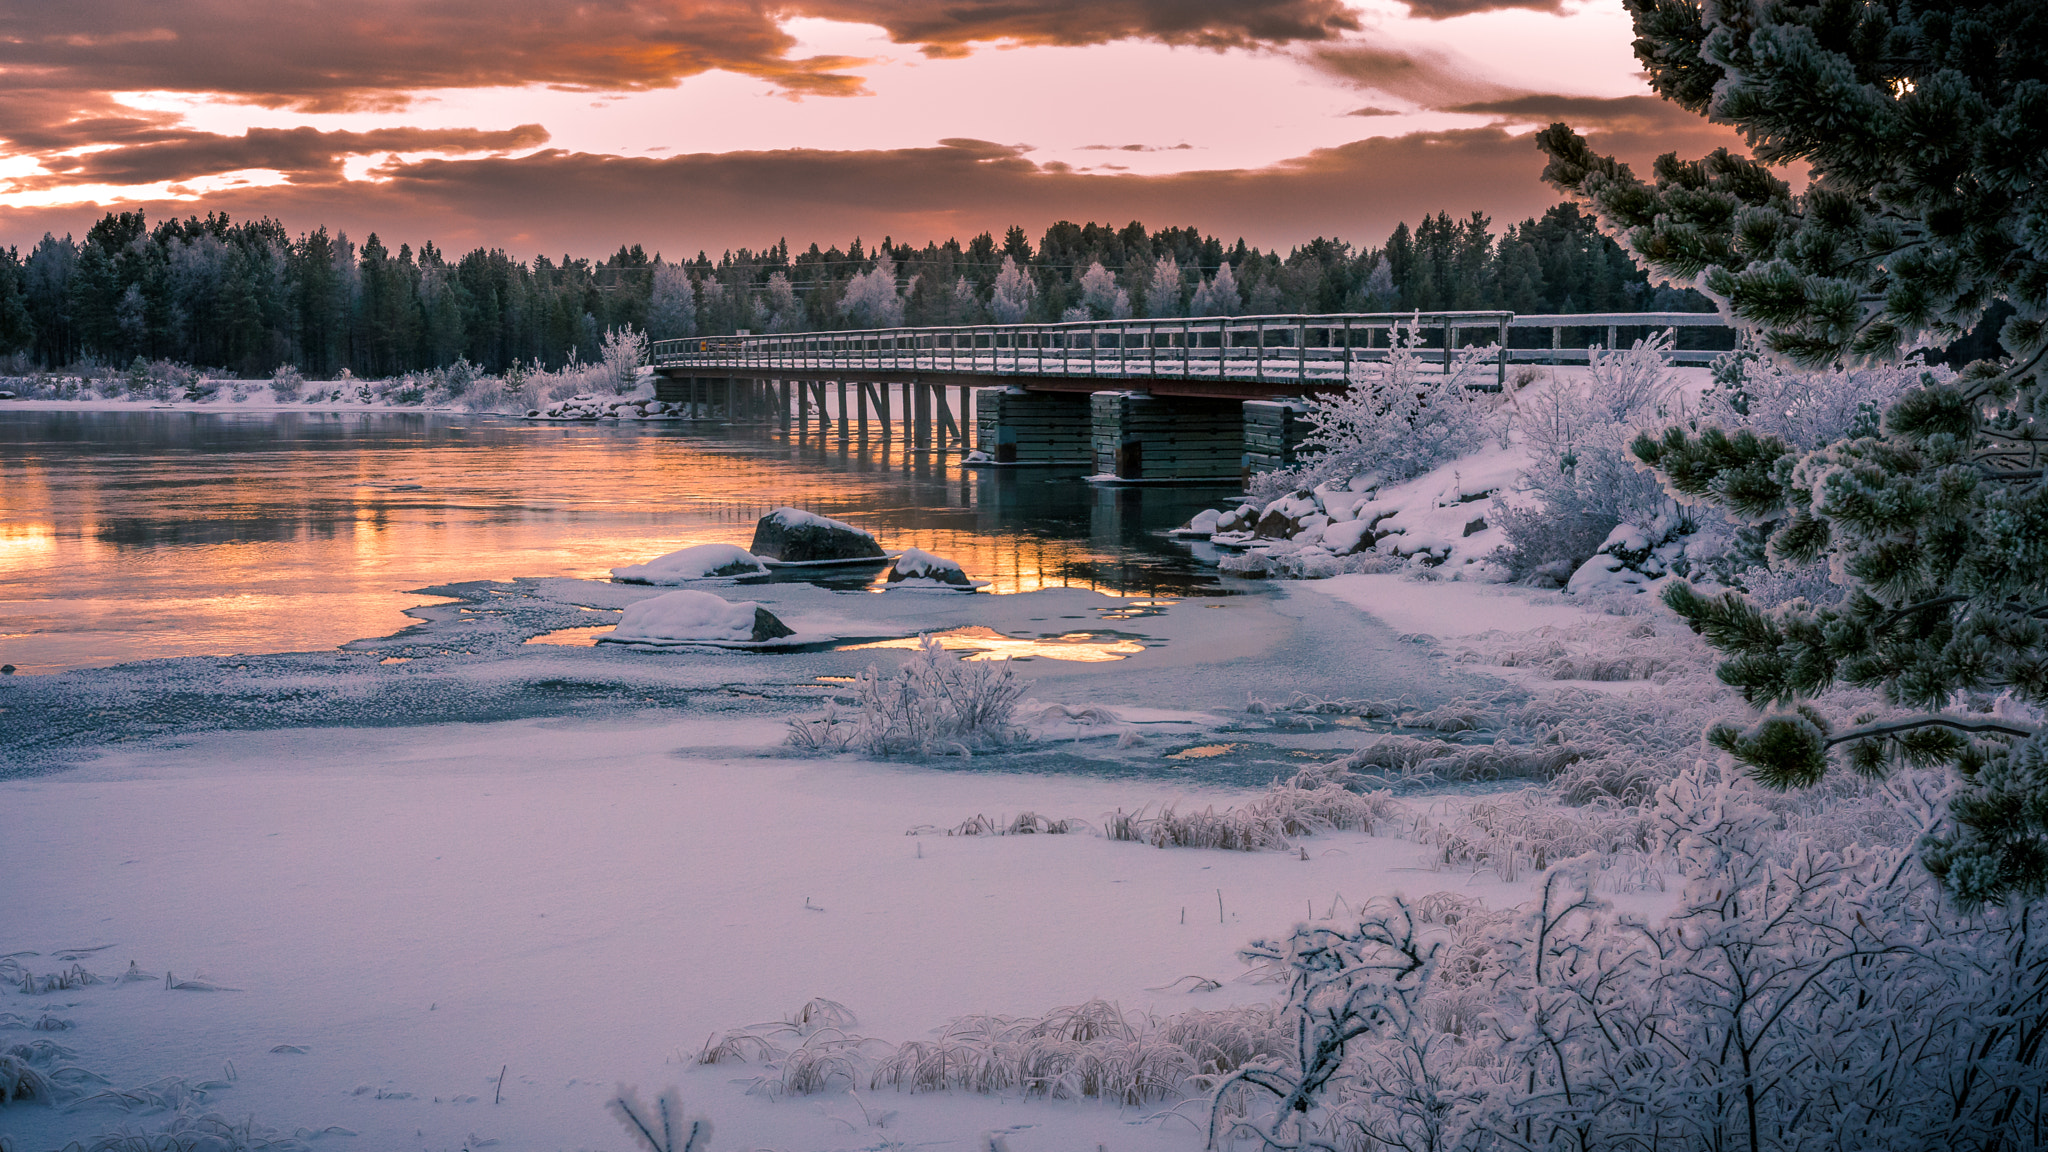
[599,324,647,395]
[1497,331,1686,580]
[786,636,1024,757]
[267,364,303,402]
[1269,325,1502,498]
[1211,764,2048,1152]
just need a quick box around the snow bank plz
[0,717,1571,1152]
[606,589,791,642]
[610,543,768,584]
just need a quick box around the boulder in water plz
[607,589,795,643]
[611,542,768,584]
[749,507,884,563]
[886,547,973,587]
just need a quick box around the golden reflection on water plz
[0,524,56,561]
[522,625,617,647]
[1,410,1228,671]
[842,625,1148,662]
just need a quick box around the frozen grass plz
[52,1108,340,1152]
[787,636,1026,758]
[1,960,101,995]
[1335,735,1583,790]
[1106,763,1400,851]
[917,812,1077,836]
[607,1086,712,1152]
[696,996,1287,1108]
[1408,790,1655,883]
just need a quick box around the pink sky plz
[0,0,1759,256]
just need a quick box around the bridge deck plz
[650,311,1729,398]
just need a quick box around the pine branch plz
[1824,714,2040,749]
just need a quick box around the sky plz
[0,0,1759,260]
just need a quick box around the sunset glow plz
[0,0,1755,255]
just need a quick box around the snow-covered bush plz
[787,636,1025,757]
[599,324,647,395]
[1496,331,1687,583]
[1263,327,1503,499]
[1213,762,2048,1151]
[267,364,303,402]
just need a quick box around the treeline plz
[0,203,1706,378]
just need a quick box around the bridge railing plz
[649,310,1732,387]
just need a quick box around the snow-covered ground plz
[0,560,1702,1151]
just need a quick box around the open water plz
[0,408,1239,674]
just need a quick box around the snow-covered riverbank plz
[0,564,1710,1152]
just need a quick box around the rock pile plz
[528,395,681,421]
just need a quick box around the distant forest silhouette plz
[0,203,1710,378]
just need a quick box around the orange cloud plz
[0,117,1764,259]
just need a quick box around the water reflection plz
[0,409,1237,672]
[841,626,1150,662]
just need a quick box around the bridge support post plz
[913,383,931,448]
[1091,391,1243,481]
[974,388,1091,463]
[1242,400,1310,482]
[837,381,849,441]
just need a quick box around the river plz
[0,407,1238,674]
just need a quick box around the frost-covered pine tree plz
[1189,261,1243,317]
[1542,0,2048,903]
[646,262,696,340]
[1144,256,1183,318]
[840,252,906,329]
[989,255,1034,324]
[1076,261,1131,321]
[1355,256,1394,312]
[760,272,805,333]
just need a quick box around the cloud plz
[1304,43,1519,106]
[1345,106,1403,117]
[0,114,1764,259]
[1398,0,1566,19]
[1076,143,1195,152]
[21,125,550,188]
[1446,94,1705,133]
[802,0,1360,51]
[0,0,1359,122]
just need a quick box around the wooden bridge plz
[647,310,1732,481]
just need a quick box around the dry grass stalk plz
[1107,763,1399,852]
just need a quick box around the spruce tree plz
[1540,0,2048,904]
